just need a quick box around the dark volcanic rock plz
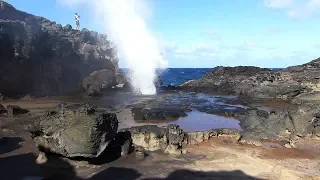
[6,105,29,116]
[182,65,304,99]
[0,103,6,114]
[29,103,118,158]
[0,1,119,98]
[131,107,187,121]
[121,125,187,154]
[82,69,117,96]
[238,102,320,143]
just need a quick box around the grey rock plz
[29,103,118,158]
[121,124,187,154]
[82,69,117,96]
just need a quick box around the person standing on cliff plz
[74,13,80,30]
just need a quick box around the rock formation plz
[182,57,320,142]
[121,125,187,154]
[29,103,118,158]
[0,1,119,98]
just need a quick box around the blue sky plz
[5,0,320,68]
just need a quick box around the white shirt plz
[74,15,80,21]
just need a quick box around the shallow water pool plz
[168,110,242,132]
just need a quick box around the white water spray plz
[57,0,168,95]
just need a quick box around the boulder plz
[0,1,119,98]
[121,125,187,154]
[131,107,187,121]
[29,103,118,158]
[7,105,29,116]
[82,69,117,96]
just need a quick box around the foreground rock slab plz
[29,103,118,158]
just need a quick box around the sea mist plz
[57,0,168,95]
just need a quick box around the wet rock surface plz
[0,1,119,98]
[29,103,118,158]
[131,107,187,121]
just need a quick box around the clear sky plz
[4,0,320,68]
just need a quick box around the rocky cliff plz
[0,1,119,98]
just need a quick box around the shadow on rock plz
[0,136,23,154]
[89,131,134,165]
[145,169,265,180]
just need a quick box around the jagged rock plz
[182,65,304,99]
[237,102,320,143]
[0,1,119,98]
[121,125,187,154]
[63,24,72,31]
[0,104,6,114]
[187,129,241,145]
[131,107,187,121]
[238,133,263,147]
[82,69,117,96]
[29,103,118,158]
[7,105,29,116]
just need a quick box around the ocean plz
[158,68,211,87]
[121,68,282,87]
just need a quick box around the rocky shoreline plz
[0,1,320,180]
